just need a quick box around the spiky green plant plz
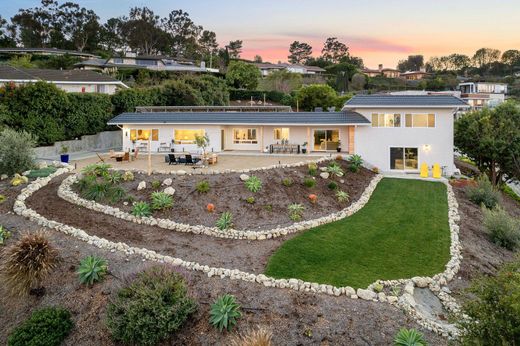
[76,174,96,192]
[0,225,11,245]
[150,192,174,211]
[349,154,364,173]
[151,180,161,190]
[131,202,152,218]
[122,171,134,181]
[328,181,338,190]
[303,178,316,188]
[308,162,318,176]
[209,294,242,332]
[77,255,108,286]
[108,186,126,203]
[82,163,111,177]
[0,194,6,204]
[103,171,123,184]
[282,177,293,187]
[245,176,262,193]
[335,190,350,203]
[196,180,210,193]
[81,181,111,201]
[246,196,255,204]
[0,231,58,296]
[326,162,344,177]
[393,328,427,346]
[216,212,233,230]
[288,203,305,221]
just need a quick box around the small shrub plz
[264,204,273,212]
[209,294,242,332]
[76,174,96,192]
[196,180,210,193]
[326,162,344,177]
[0,128,37,176]
[108,186,126,203]
[482,206,520,250]
[349,154,364,173]
[335,155,343,161]
[282,177,294,187]
[336,190,350,203]
[124,195,136,204]
[372,167,380,174]
[288,203,304,221]
[151,180,161,190]
[328,181,338,190]
[458,258,520,344]
[216,212,233,230]
[0,231,58,296]
[151,191,174,211]
[82,163,111,177]
[373,283,384,293]
[308,162,318,176]
[308,194,317,204]
[122,170,134,181]
[7,307,74,346]
[246,196,255,204]
[393,328,427,346]
[131,201,152,218]
[465,175,501,209]
[26,166,57,178]
[303,177,316,188]
[0,194,6,204]
[106,266,197,345]
[391,286,401,297]
[245,176,262,193]
[230,326,273,346]
[0,225,11,245]
[207,203,215,212]
[81,180,111,201]
[103,171,123,184]
[502,184,520,203]
[77,255,108,286]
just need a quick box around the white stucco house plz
[0,65,128,94]
[107,95,469,175]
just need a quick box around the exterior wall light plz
[423,144,431,152]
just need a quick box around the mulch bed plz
[74,160,375,231]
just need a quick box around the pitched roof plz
[74,58,116,68]
[0,47,99,58]
[107,111,371,126]
[0,65,126,85]
[343,95,469,108]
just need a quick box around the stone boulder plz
[162,178,173,186]
[240,174,250,181]
[319,172,330,179]
[356,288,377,301]
[163,187,175,196]
[137,181,146,191]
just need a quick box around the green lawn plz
[265,178,451,289]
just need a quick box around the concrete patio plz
[71,152,328,173]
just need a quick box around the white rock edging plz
[57,162,384,241]
[14,167,462,338]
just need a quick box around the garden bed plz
[72,159,375,231]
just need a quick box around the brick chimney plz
[378,64,383,72]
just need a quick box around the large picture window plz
[274,128,290,140]
[130,129,158,141]
[233,128,257,144]
[174,129,205,144]
[372,113,401,127]
[390,147,418,170]
[405,114,435,128]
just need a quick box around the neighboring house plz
[457,82,507,109]
[104,54,219,73]
[400,68,431,80]
[107,95,469,175]
[361,64,400,78]
[343,95,469,175]
[0,65,128,94]
[0,47,99,59]
[74,58,118,74]
[252,62,326,76]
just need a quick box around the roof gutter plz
[107,122,371,126]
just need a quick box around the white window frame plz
[130,129,159,141]
[173,129,205,145]
[389,146,419,171]
[371,113,402,128]
[233,128,258,144]
[404,113,436,128]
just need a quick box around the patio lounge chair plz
[168,154,178,165]
[185,154,200,165]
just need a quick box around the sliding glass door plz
[390,147,418,170]
[313,129,339,151]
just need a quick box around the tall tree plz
[199,30,218,55]
[502,49,520,73]
[57,2,100,51]
[163,10,202,58]
[226,40,242,59]
[11,0,59,48]
[472,48,501,68]
[100,18,124,53]
[121,7,168,55]
[253,55,263,63]
[321,37,348,64]
[288,41,312,64]
[0,15,16,47]
[397,55,424,72]
[225,61,260,90]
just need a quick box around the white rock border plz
[58,159,384,240]
[13,166,462,338]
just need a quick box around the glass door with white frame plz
[313,129,339,151]
[390,147,418,170]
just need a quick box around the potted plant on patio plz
[59,145,69,163]
[195,134,210,156]
[336,140,342,153]
[302,142,308,154]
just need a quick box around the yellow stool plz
[432,163,441,178]
[420,163,429,178]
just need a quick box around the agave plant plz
[216,212,233,230]
[326,162,344,178]
[393,328,427,346]
[349,154,364,173]
[288,203,305,221]
[196,180,210,193]
[103,171,123,184]
[245,176,262,193]
[209,294,242,332]
[335,190,350,203]
[77,255,108,286]
[131,202,152,218]
[150,192,174,210]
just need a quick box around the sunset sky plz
[4,0,520,68]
